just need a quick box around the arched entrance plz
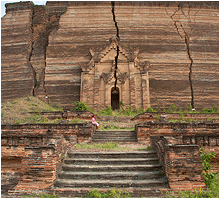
[111,87,119,110]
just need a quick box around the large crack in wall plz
[29,4,66,98]
[165,4,201,109]
[28,5,37,96]
[111,1,120,90]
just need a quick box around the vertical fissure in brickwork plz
[111,1,120,90]
[166,5,195,109]
[185,33,194,109]
[29,5,66,98]
[29,4,37,96]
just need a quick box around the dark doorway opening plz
[111,87,119,110]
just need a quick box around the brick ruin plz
[1,1,219,110]
[1,1,219,197]
[1,120,219,196]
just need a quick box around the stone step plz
[92,134,136,138]
[54,178,169,189]
[67,151,157,159]
[92,135,136,139]
[62,164,163,172]
[95,130,136,135]
[64,157,159,165]
[54,151,169,195]
[92,130,137,142]
[58,170,165,180]
[92,138,138,142]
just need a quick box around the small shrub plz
[73,101,88,111]
[200,148,216,187]
[207,117,213,121]
[201,107,219,113]
[179,112,184,120]
[146,146,151,150]
[100,106,113,116]
[146,107,154,112]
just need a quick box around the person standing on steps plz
[91,114,99,129]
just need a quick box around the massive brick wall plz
[113,1,219,109]
[1,2,34,101]
[45,1,115,108]
[1,1,219,110]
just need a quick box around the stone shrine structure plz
[1,1,219,110]
[80,38,150,110]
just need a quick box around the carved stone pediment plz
[81,38,141,72]
[101,66,128,84]
[101,71,114,84]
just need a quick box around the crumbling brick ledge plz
[1,123,94,197]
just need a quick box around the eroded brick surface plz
[1,123,93,196]
[150,122,219,192]
[1,1,219,109]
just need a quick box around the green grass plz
[1,96,63,124]
[2,98,218,125]
[70,118,85,123]
[76,142,150,151]
[23,193,59,198]
[98,124,135,131]
[85,189,131,198]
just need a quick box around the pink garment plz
[91,117,99,127]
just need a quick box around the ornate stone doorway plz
[80,38,150,110]
[111,87,119,110]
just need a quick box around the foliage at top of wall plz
[146,104,219,114]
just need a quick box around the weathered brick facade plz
[1,123,94,196]
[1,1,219,110]
[149,122,219,192]
[140,122,219,173]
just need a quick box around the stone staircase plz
[53,150,170,197]
[92,130,138,142]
